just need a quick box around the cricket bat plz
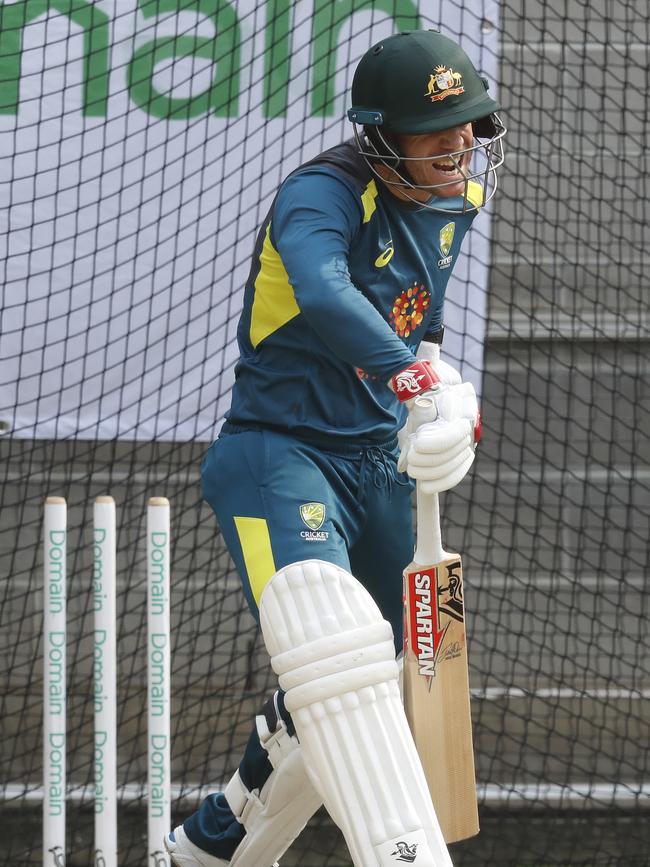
[403,484,479,843]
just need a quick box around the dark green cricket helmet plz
[347,29,506,212]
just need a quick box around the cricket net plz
[1,0,649,865]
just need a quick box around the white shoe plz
[164,826,229,867]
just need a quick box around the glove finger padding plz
[408,453,474,486]
[404,418,476,493]
[408,418,473,457]
[407,439,474,480]
[396,397,440,473]
[396,378,480,486]
[417,451,476,494]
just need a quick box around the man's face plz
[399,123,474,198]
[378,123,475,203]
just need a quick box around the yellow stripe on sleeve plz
[250,225,300,348]
[233,516,277,603]
[361,179,379,223]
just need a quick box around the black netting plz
[1,1,649,865]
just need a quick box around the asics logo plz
[375,242,394,267]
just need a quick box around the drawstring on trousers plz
[357,445,410,503]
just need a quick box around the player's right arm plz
[273,167,478,491]
[271,168,416,382]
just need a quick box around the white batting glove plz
[399,385,480,493]
[415,340,462,386]
[388,344,463,405]
[391,352,481,493]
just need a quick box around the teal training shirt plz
[227,141,480,445]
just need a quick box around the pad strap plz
[223,695,322,867]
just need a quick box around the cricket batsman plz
[165,28,505,867]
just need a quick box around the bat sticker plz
[437,561,464,622]
[406,560,464,678]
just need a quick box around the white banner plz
[0,0,501,440]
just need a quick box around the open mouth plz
[431,156,465,176]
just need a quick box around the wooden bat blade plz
[403,553,479,844]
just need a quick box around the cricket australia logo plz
[439,222,455,256]
[438,221,455,269]
[299,502,329,541]
[424,65,465,102]
[391,840,419,862]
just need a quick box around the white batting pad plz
[224,711,322,867]
[224,694,322,867]
[259,560,451,867]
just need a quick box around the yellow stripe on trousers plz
[233,516,277,604]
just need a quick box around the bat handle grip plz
[414,485,448,565]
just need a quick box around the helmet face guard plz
[349,113,506,214]
[348,29,507,214]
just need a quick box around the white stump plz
[147,497,171,866]
[93,496,118,867]
[43,497,67,867]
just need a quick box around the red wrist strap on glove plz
[389,360,440,402]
